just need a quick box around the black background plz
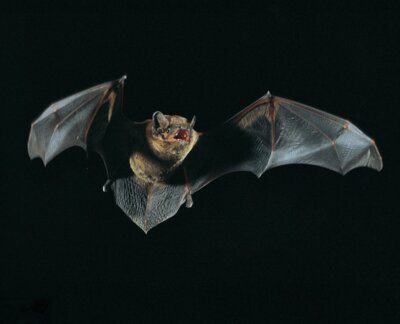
[1,1,399,323]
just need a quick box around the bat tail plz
[111,176,187,233]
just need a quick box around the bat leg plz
[185,193,193,208]
[102,179,113,192]
[182,167,193,208]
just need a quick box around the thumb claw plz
[102,179,112,192]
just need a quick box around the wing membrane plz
[186,93,383,193]
[28,76,126,165]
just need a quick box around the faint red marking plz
[176,129,189,141]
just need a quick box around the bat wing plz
[28,76,134,178]
[184,92,383,193]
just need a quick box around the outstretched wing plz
[28,75,128,166]
[184,92,383,193]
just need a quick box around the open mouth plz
[174,129,189,141]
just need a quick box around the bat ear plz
[190,115,196,129]
[152,111,169,130]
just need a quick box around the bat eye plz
[166,128,170,133]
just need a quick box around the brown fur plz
[129,115,199,183]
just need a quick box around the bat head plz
[152,111,196,145]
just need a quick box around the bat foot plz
[185,193,193,208]
[102,179,113,192]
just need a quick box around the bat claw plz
[185,193,193,208]
[102,179,113,192]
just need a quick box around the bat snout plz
[161,127,191,143]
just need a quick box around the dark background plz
[1,1,399,323]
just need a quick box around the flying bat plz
[28,76,383,233]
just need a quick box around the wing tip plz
[119,75,127,83]
[372,158,383,172]
[263,91,273,99]
[341,155,383,175]
[27,134,53,166]
[27,151,48,167]
[111,75,127,89]
[27,128,45,164]
[369,139,383,172]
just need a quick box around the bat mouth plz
[155,127,191,144]
[174,129,189,142]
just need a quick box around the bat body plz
[28,76,382,233]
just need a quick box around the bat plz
[28,76,383,233]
